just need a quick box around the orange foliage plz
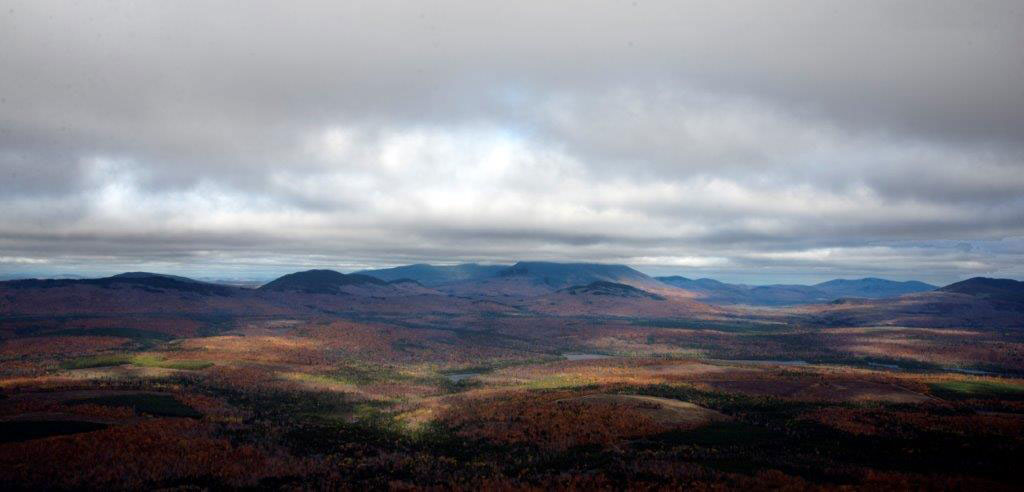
[444,390,692,450]
[0,419,302,489]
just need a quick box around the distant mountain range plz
[655,276,936,306]
[361,262,938,305]
[496,261,663,289]
[5,271,237,297]
[436,261,669,297]
[800,276,1024,330]
[7,264,1021,310]
[1,267,1021,329]
[358,261,660,290]
[356,263,507,285]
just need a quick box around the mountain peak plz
[564,281,665,300]
[259,269,388,294]
[358,263,508,286]
[497,261,659,290]
[939,277,1024,303]
[111,272,202,283]
[655,275,692,282]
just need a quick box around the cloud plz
[0,1,1022,283]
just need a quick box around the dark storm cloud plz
[0,0,1022,282]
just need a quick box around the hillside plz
[527,280,718,317]
[3,272,237,297]
[437,261,666,298]
[814,278,936,298]
[656,276,935,306]
[359,263,507,285]
[498,261,661,289]
[939,277,1024,304]
[656,276,757,301]
[257,269,388,294]
[563,281,666,300]
[0,273,279,319]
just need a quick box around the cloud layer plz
[1,1,1022,283]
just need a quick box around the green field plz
[929,380,1024,400]
[60,354,213,370]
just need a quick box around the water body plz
[562,352,611,361]
[444,372,481,383]
[724,359,810,366]
[868,362,903,371]
[943,367,996,376]
[867,362,1004,377]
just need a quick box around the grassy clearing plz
[286,363,442,393]
[129,354,214,370]
[438,356,565,376]
[288,372,356,387]
[59,354,133,369]
[929,380,1024,400]
[60,353,213,370]
[323,360,457,387]
[66,393,203,418]
[287,363,461,394]
[330,363,406,385]
[522,375,596,390]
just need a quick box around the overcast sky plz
[1,1,1023,284]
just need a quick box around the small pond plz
[562,352,611,361]
[444,372,481,383]
[868,362,903,370]
[942,366,996,376]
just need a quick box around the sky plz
[1,1,1023,285]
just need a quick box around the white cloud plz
[0,1,1021,282]
[0,256,49,264]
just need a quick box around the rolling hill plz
[439,261,668,297]
[563,281,666,300]
[0,272,281,319]
[498,262,659,287]
[358,263,508,286]
[527,280,717,317]
[656,276,935,306]
[3,272,238,297]
[814,278,936,298]
[938,277,1024,304]
[257,269,389,294]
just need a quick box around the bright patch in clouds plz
[0,1,1022,283]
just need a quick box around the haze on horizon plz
[1,1,1023,285]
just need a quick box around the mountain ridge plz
[939,277,1024,304]
[656,276,936,306]
[563,281,666,300]
[4,271,237,297]
[258,269,388,294]
[358,263,508,286]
